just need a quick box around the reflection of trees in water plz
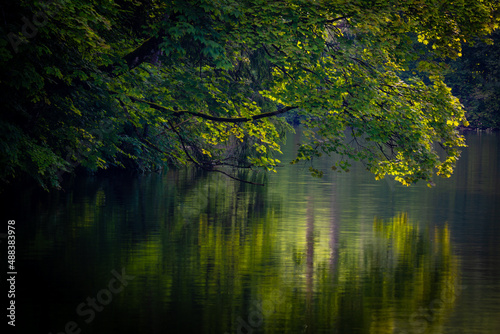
[21,171,461,333]
[281,212,460,334]
[305,197,315,333]
[365,214,460,333]
[175,167,269,227]
[122,206,459,333]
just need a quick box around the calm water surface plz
[2,132,499,333]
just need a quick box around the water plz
[1,131,499,333]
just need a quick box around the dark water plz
[2,131,499,333]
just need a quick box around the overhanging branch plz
[125,95,297,123]
[167,120,264,185]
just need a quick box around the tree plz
[446,29,500,129]
[1,0,499,189]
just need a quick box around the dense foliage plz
[446,30,500,130]
[1,0,499,189]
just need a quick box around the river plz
[2,131,499,333]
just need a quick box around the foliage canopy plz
[446,29,500,129]
[1,0,499,188]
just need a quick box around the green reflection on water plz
[123,211,459,334]
[19,169,461,334]
[15,132,500,333]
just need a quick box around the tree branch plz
[207,168,265,186]
[124,95,297,123]
[100,36,164,76]
[167,120,200,166]
[167,121,264,185]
